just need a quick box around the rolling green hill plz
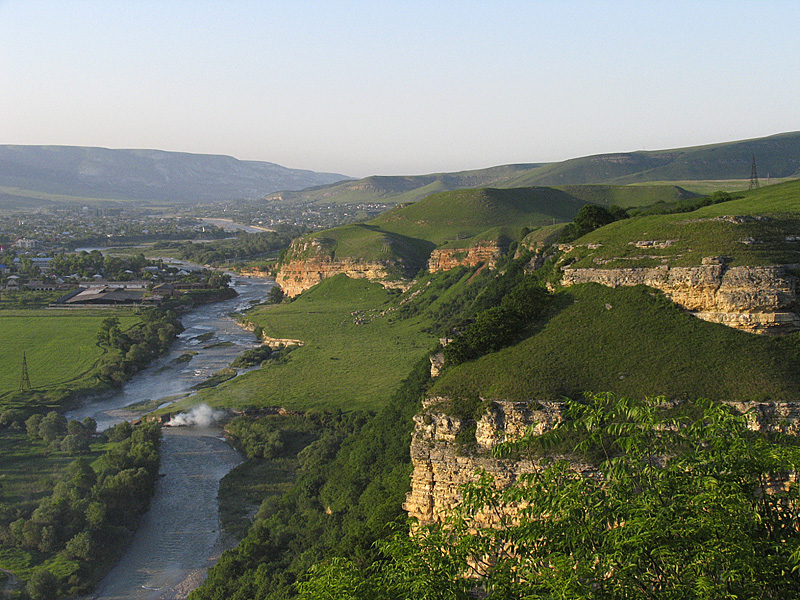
[278,187,589,274]
[263,164,545,206]
[265,132,799,208]
[281,185,698,270]
[562,178,800,269]
[495,131,800,187]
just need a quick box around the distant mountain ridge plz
[266,131,800,206]
[0,145,351,204]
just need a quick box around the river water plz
[69,274,275,600]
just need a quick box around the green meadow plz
[0,309,138,401]
[179,276,437,412]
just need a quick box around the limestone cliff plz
[405,397,800,527]
[405,398,590,526]
[277,257,398,296]
[427,242,504,273]
[561,260,800,334]
[275,237,410,296]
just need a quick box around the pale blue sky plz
[1,0,798,177]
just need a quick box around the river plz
[68,274,275,600]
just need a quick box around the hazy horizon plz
[1,1,799,178]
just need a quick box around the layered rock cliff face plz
[405,398,593,526]
[276,257,396,296]
[427,242,504,273]
[275,238,407,297]
[561,261,800,334]
[405,397,800,527]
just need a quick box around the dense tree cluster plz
[96,308,183,386]
[0,422,161,599]
[24,412,96,454]
[155,227,305,266]
[229,346,276,370]
[190,360,432,600]
[50,250,150,279]
[560,203,625,242]
[440,257,552,366]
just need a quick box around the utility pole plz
[749,154,760,190]
[19,352,31,391]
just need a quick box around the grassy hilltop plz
[280,184,698,271]
[561,178,800,269]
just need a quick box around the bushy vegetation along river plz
[69,275,274,599]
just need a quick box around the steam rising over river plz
[72,274,275,599]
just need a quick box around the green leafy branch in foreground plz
[297,393,800,600]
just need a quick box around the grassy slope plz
[184,276,437,412]
[371,187,587,245]
[562,179,800,268]
[431,283,800,404]
[264,165,547,206]
[292,185,711,265]
[0,309,138,399]
[500,132,800,187]
[283,187,592,267]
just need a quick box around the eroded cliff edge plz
[405,396,800,527]
[561,260,800,334]
[275,237,412,296]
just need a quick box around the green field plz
[0,309,138,400]
[176,276,437,412]
[431,283,800,404]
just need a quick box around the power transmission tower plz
[749,154,760,190]
[18,352,31,391]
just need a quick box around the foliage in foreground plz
[298,394,800,600]
[0,422,161,600]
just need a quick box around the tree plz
[38,411,67,443]
[267,285,285,304]
[25,413,44,439]
[61,433,91,454]
[299,394,800,599]
[560,204,618,242]
[65,529,96,561]
[26,569,59,600]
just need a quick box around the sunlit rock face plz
[276,257,395,296]
[275,237,411,296]
[562,262,800,334]
[427,242,504,273]
[403,398,594,527]
[404,396,800,527]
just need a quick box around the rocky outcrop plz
[276,257,396,296]
[427,242,504,273]
[404,398,583,526]
[275,236,415,296]
[405,397,800,527]
[561,261,800,334]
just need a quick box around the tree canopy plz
[298,394,800,599]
